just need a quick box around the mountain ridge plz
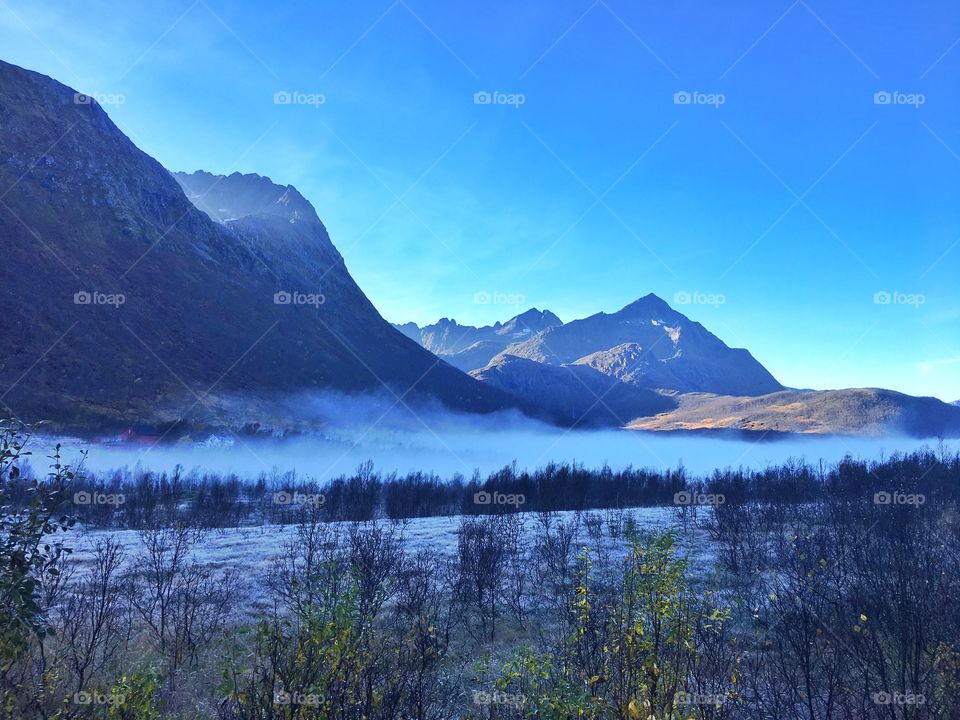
[394,308,562,372]
[488,294,783,396]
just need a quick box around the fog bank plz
[52,426,953,482]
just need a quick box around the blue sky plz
[2,0,959,400]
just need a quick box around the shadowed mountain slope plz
[0,60,518,432]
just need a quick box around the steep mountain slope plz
[629,389,960,437]
[496,294,783,396]
[471,355,676,427]
[0,60,517,432]
[396,309,562,372]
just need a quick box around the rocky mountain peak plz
[172,170,321,225]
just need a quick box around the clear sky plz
[2,0,959,400]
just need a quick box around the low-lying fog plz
[43,392,955,481]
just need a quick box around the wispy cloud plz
[917,357,960,373]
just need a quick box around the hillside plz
[470,354,676,427]
[629,389,960,437]
[0,60,517,432]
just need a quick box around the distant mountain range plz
[401,299,960,436]
[394,309,562,372]
[0,60,516,432]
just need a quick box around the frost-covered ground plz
[65,507,716,617]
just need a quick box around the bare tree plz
[55,537,127,697]
[127,525,238,694]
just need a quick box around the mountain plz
[493,294,783,396]
[172,170,319,224]
[629,389,960,437]
[0,60,517,432]
[471,355,675,427]
[396,308,562,372]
